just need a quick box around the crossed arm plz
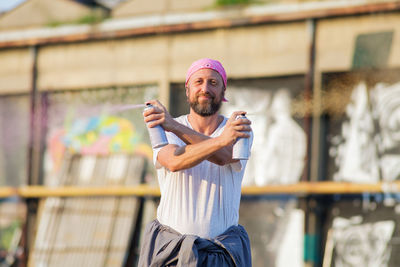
[143,100,251,172]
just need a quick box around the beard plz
[188,90,224,117]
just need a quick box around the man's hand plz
[143,100,176,131]
[219,111,252,147]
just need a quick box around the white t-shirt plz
[153,115,251,238]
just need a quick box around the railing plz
[1,181,400,198]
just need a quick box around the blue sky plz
[0,0,26,13]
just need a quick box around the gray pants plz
[138,220,252,267]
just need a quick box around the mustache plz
[196,92,215,99]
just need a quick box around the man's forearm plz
[168,121,234,165]
[159,136,228,172]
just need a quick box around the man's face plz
[186,69,225,117]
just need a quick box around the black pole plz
[23,45,39,267]
[303,18,316,182]
[27,45,38,186]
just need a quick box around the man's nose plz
[200,82,211,93]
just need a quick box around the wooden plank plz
[16,181,400,197]
[17,185,161,197]
[241,181,400,195]
[0,187,16,198]
[6,181,400,199]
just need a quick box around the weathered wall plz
[37,37,169,90]
[0,48,33,94]
[1,12,400,98]
[36,21,308,92]
[316,12,400,72]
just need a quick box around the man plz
[139,58,253,267]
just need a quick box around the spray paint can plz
[232,114,251,160]
[144,103,168,149]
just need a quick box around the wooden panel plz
[15,181,400,198]
[0,187,16,198]
[28,155,146,267]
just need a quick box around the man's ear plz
[185,86,189,98]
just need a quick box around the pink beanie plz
[185,58,227,88]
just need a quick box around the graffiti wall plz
[325,72,400,183]
[221,77,308,186]
[239,197,304,267]
[324,198,400,267]
[43,86,158,186]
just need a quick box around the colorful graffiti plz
[48,115,152,172]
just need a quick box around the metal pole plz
[27,45,38,186]
[303,18,320,267]
[23,45,39,267]
[303,18,316,182]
